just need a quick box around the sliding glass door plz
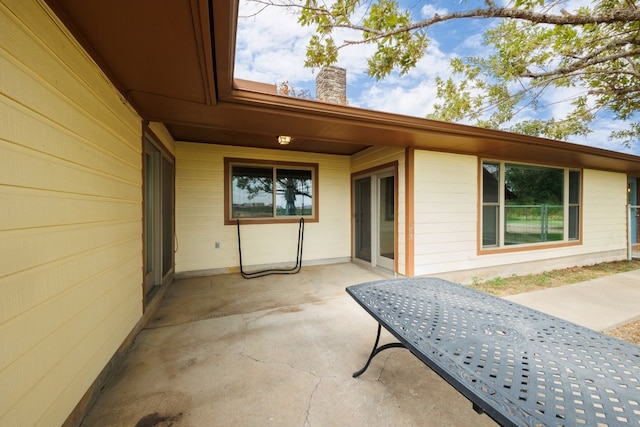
[377,173,395,269]
[354,177,372,262]
[354,169,395,271]
[630,177,639,259]
[144,137,175,298]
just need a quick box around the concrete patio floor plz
[80,263,501,426]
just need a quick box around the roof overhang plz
[44,0,640,174]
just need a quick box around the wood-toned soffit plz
[45,0,640,173]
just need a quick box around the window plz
[568,170,580,240]
[225,159,318,223]
[481,160,581,249]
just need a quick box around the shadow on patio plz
[81,263,498,426]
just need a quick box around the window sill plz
[479,239,582,255]
[226,217,317,226]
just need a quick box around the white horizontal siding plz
[0,1,143,425]
[581,169,627,251]
[412,151,629,279]
[412,151,478,276]
[175,142,351,274]
[351,145,402,174]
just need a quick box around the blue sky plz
[235,0,640,156]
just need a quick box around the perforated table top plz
[347,277,640,427]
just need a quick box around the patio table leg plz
[353,323,405,378]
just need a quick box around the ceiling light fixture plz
[277,135,292,145]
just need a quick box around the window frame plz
[479,159,582,253]
[224,158,319,225]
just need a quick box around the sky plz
[234,0,640,156]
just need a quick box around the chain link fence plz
[505,204,564,244]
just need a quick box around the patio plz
[80,263,499,426]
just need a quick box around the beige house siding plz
[581,169,628,251]
[412,151,478,277]
[1,3,635,426]
[412,151,629,281]
[148,121,177,156]
[1,1,143,425]
[350,146,404,174]
[175,142,351,274]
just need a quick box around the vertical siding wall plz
[0,1,143,425]
[412,151,629,279]
[175,142,351,274]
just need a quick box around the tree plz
[249,0,640,147]
[278,80,313,99]
[504,166,564,205]
[233,168,313,216]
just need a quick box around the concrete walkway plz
[79,264,640,427]
[505,269,640,331]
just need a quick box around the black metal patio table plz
[347,277,640,427]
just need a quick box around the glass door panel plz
[161,155,174,277]
[630,177,639,259]
[144,143,159,295]
[353,169,395,271]
[376,174,394,270]
[144,137,175,299]
[354,178,371,262]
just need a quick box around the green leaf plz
[290,0,640,149]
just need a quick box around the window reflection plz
[504,164,564,245]
[232,166,274,218]
[481,161,581,248]
[276,169,312,216]
[230,163,315,220]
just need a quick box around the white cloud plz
[236,1,317,85]
[354,81,435,116]
[460,32,485,50]
[570,116,640,155]
[349,39,454,116]
[233,0,638,155]
[235,0,380,93]
[420,4,449,18]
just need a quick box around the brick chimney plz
[316,66,347,105]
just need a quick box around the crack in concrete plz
[237,313,319,376]
[304,377,322,427]
[238,313,250,355]
[233,317,329,427]
[236,350,325,426]
[352,349,402,382]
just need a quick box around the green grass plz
[504,232,563,244]
[471,259,640,297]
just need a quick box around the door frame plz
[629,177,639,260]
[353,176,372,263]
[352,163,398,272]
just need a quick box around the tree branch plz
[250,1,640,34]
[588,85,640,96]
[523,47,640,79]
[245,0,640,146]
